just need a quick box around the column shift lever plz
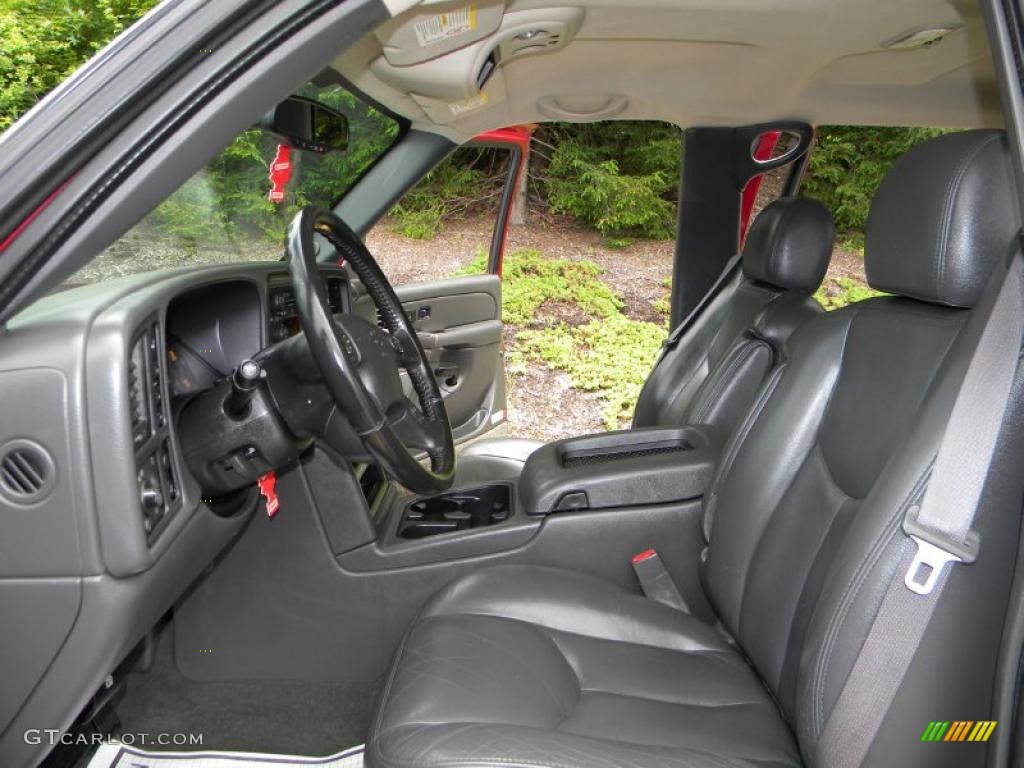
[224,359,262,419]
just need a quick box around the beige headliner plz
[334,0,1001,141]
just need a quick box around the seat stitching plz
[376,722,779,768]
[735,434,823,645]
[574,687,769,710]
[690,338,764,423]
[933,134,999,304]
[702,363,787,541]
[423,610,735,655]
[809,303,962,736]
[808,463,932,738]
[766,200,798,286]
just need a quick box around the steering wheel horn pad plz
[285,206,455,494]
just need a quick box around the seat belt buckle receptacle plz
[902,504,980,595]
[632,549,690,612]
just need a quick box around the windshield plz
[64,83,401,287]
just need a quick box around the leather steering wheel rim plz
[286,206,455,494]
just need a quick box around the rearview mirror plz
[262,96,349,154]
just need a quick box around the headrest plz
[742,197,835,295]
[865,130,1019,308]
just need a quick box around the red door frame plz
[739,130,782,244]
[468,124,534,275]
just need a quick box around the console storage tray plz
[519,426,718,515]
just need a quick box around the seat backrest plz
[633,196,834,439]
[700,130,1024,766]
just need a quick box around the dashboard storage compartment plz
[399,483,512,539]
[519,426,719,515]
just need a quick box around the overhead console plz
[369,2,583,124]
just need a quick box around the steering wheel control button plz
[339,331,359,360]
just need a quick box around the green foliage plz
[460,249,622,324]
[389,147,506,239]
[540,122,681,240]
[802,126,947,233]
[813,276,886,311]
[482,248,665,429]
[513,315,665,430]
[391,160,486,238]
[0,0,158,130]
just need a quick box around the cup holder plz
[399,483,513,539]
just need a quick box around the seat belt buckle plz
[901,504,980,595]
[632,549,689,612]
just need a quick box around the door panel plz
[353,274,506,442]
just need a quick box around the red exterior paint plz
[739,130,781,244]
[469,125,535,276]
[0,179,73,255]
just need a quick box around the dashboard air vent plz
[147,323,166,429]
[128,335,149,447]
[0,440,55,504]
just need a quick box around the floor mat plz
[87,743,365,768]
[117,628,379,756]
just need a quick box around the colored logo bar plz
[921,721,997,742]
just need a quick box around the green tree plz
[802,126,946,234]
[0,0,158,130]
[539,122,682,241]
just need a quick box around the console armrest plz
[518,426,719,515]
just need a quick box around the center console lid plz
[519,426,720,515]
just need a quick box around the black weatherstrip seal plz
[0,0,266,258]
[0,0,389,321]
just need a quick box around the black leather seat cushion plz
[369,565,801,768]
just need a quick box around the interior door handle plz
[433,362,460,387]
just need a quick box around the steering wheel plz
[285,206,455,495]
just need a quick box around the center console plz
[396,425,720,542]
[398,483,512,538]
[518,426,718,515]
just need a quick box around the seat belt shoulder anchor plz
[902,504,980,595]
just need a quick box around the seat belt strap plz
[660,253,743,353]
[815,254,1024,768]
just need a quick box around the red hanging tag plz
[257,471,280,518]
[267,144,292,204]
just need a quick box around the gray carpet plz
[117,627,380,756]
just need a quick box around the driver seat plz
[367,130,1024,768]
[455,195,835,485]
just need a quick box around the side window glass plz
[368,145,517,283]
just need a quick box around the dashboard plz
[0,262,352,763]
[164,271,349,400]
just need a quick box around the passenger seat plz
[456,196,836,485]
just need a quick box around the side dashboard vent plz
[0,441,56,504]
[147,323,166,429]
[128,335,149,447]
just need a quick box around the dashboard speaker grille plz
[0,441,55,504]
